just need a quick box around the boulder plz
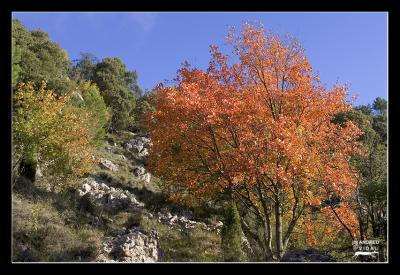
[101,228,161,262]
[138,148,149,158]
[120,193,128,200]
[128,136,152,155]
[154,208,223,233]
[82,183,91,193]
[76,178,144,211]
[129,138,144,153]
[75,189,86,198]
[139,173,151,183]
[169,215,178,224]
[99,183,109,191]
[99,159,118,172]
[281,248,336,262]
[86,178,99,189]
[124,142,133,150]
[133,165,146,177]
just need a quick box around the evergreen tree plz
[91,57,139,131]
[12,19,75,95]
[12,38,22,88]
[80,81,110,146]
[221,200,243,262]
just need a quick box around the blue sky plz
[12,12,387,106]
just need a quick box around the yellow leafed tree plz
[13,81,95,188]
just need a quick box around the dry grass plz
[12,194,103,262]
[140,215,223,262]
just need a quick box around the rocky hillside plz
[13,131,228,262]
[13,130,340,262]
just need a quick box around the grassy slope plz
[12,131,222,262]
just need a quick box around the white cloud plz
[129,12,159,32]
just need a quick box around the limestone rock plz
[133,165,151,183]
[133,165,146,177]
[127,136,153,158]
[76,178,144,211]
[100,228,161,262]
[99,158,118,172]
[82,183,91,193]
[154,208,223,233]
[139,173,151,183]
[124,142,133,150]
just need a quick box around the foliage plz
[12,38,22,88]
[12,19,75,95]
[70,52,99,82]
[18,148,38,183]
[13,82,95,187]
[90,57,140,131]
[334,97,387,242]
[221,201,243,261]
[80,81,111,146]
[132,91,157,132]
[148,22,363,259]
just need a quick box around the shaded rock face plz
[76,178,144,211]
[281,248,336,262]
[100,228,161,262]
[99,158,118,172]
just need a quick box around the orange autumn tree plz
[148,22,362,260]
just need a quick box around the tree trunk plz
[274,197,283,259]
[263,216,273,260]
[256,181,273,260]
[359,217,366,240]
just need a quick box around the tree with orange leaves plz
[148,22,362,260]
